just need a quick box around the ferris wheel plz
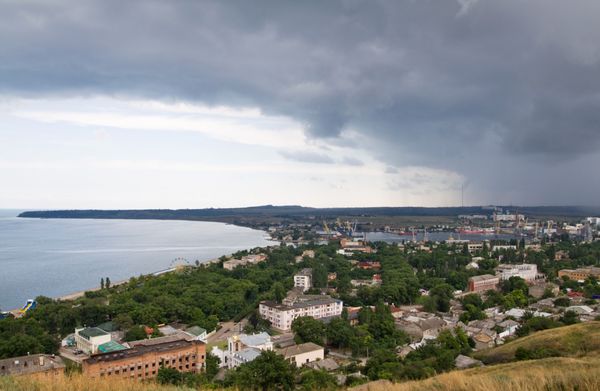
[169,257,191,268]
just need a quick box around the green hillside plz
[475,321,600,364]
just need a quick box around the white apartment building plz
[496,263,538,282]
[492,245,517,252]
[259,295,343,331]
[74,327,112,354]
[294,268,313,292]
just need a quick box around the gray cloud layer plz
[1,0,599,204]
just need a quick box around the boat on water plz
[457,227,497,235]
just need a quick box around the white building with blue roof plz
[212,332,273,369]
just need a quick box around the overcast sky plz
[1,0,599,209]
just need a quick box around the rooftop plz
[469,274,498,282]
[127,334,194,348]
[98,341,127,353]
[277,342,323,358]
[234,347,261,362]
[97,321,119,333]
[78,327,109,339]
[185,325,207,337]
[85,338,203,365]
[237,332,271,347]
[296,268,312,276]
[306,357,339,371]
[0,354,65,376]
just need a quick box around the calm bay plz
[0,210,273,310]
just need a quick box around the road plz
[207,319,248,344]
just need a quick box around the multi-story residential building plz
[0,354,65,380]
[74,327,112,354]
[277,342,324,367]
[468,243,485,253]
[294,268,313,292]
[558,267,600,282]
[259,295,343,331]
[211,332,273,369]
[223,254,267,270]
[492,245,517,252]
[468,274,500,293]
[496,263,539,282]
[82,336,205,379]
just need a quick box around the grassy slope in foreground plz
[4,357,600,391]
[475,321,600,364]
[353,322,600,391]
[0,375,186,391]
[355,356,600,391]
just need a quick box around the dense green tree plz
[204,352,220,380]
[292,316,326,345]
[312,263,328,288]
[460,304,486,323]
[231,350,296,391]
[157,367,183,385]
[298,369,338,390]
[124,325,147,341]
[461,293,484,309]
[423,283,454,312]
[326,318,354,350]
[560,310,580,325]
[501,276,528,294]
[503,290,528,310]
[554,297,571,307]
[271,282,286,303]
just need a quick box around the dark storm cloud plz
[1,0,600,203]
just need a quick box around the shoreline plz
[7,255,233,315]
[10,235,280,312]
[2,213,277,311]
